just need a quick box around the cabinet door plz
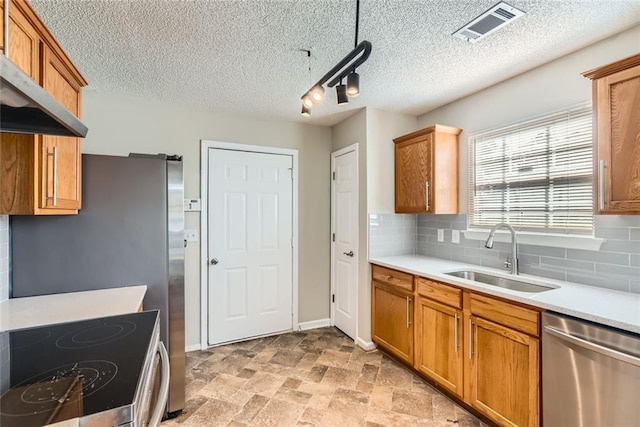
[468,316,539,427]
[6,1,40,81]
[595,64,640,214]
[372,281,413,364]
[40,46,82,211]
[414,297,463,398]
[395,134,433,213]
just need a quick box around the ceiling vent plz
[453,2,525,43]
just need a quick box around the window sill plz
[462,229,605,251]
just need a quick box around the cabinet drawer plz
[416,277,461,309]
[372,265,414,292]
[469,293,540,337]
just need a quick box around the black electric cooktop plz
[0,310,158,427]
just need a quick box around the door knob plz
[210,258,219,265]
[343,251,354,257]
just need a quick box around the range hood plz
[0,55,88,137]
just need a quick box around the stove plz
[0,310,161,427]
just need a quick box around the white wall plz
[417,25,640,211]
[81,91,333,348]
[367,109,418,213]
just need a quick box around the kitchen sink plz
[445,270,557,293]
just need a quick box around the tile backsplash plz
[369,214,416,258]
[0,215,8,302]
[370,213,640,294]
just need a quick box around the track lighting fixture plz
[346,72,360,97]
[311,85,325,103]
[300,0,371,116]
[336,81,348,105]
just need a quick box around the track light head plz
[302,94,313,108]
[347,72,360,97]
[301,104,311,117]
[311,85,325,103]
[336,84,349,105]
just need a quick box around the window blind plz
[468,104,593,233]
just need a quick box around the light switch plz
[452,230,460,244]
[184,198,201,212]
[437,229,444,242]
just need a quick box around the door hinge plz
[289,167,293,180]
[332,294,335,303]
[332,233,335,242]
[332,171,335,180]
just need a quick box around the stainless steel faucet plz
[484,223,519,275]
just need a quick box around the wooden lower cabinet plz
[372,264,541,427]
[372,280,413,364]
[467,315,539,427]
[414,296,464,398]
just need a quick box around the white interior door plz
[331,146,358,339]
[208,148,293,345]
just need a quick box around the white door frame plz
[330,143,359,339]
[200,140,299,350]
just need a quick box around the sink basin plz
[444,270,556,293]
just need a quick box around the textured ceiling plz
[30,0,640,126]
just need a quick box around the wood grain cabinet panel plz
[372,279,413,365]
[0,0,86,215]
[394,124,461,214]
[6,1,40,81]
[584,53,640,214]
[467,315,539,427]
[414,296,463,398]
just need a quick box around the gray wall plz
[81,90,333,348]
[0,215,7,303]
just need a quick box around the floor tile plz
[162,327,482,427]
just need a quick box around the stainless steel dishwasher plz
[542,312,640,427]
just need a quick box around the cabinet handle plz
[425,181,430,211]
[406,296,411,329]
[599,160,605,211]
[47,146,58,206]
[454,312,459,353]
[468,318,474,359]
[3,0,9,57]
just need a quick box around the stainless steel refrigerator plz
[10,153,185,417]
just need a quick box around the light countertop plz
[0,285,147,332]
[370,255,640,334]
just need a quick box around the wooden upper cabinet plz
[0,0,86,215]
[5,1,40,81]
[394,124,461,214]
[583,53,640,214]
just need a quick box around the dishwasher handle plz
[544,325,640,367]
[148,341,171,427]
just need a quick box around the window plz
[469,104,593,233]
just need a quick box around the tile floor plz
[162,327,487,427]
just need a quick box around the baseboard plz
[185,344,202,353]
[356,337,377,351]
[297,318,331,331]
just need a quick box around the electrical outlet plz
[437,229,444,242]
[452,230,460,244]
[184,229,199,242]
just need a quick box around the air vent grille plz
[453,1,525,43]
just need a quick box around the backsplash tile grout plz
[371,213,640,294]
